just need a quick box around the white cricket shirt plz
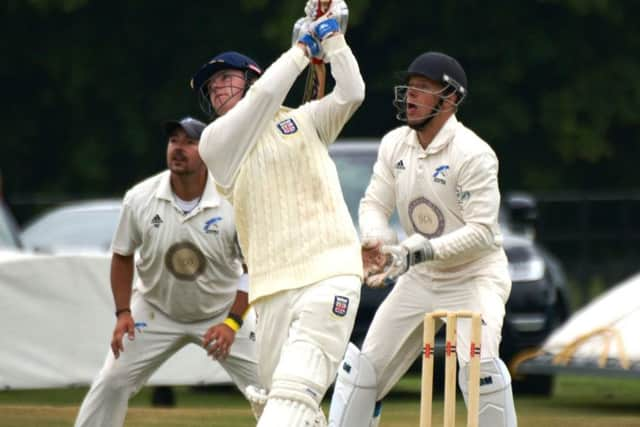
[111,170,244,321]
[360,115,508,279]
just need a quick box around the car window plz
[22,208,121,252]
[330,148,400,228]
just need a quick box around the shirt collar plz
[155,170,221,208]
[406,114,459,153]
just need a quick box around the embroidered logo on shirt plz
[165,241,206,280]
[332,296,350,317]
[151,214,163,228]
[204,216,222,234]
[408,197,445,238]
[433,165,449,185]
[277,118,298,135]
[395,160,406,170]
[456,185,471,208]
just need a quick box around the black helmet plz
[407,52,467,100]
[190,51,263,117]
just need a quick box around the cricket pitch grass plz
[1,374,639,426]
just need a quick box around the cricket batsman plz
[190,1,364,425]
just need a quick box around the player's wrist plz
[224,312,244,332]
[115,307,131,318]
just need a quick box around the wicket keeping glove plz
[365,234,434,287]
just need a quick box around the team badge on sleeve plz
[332,296,350,317]
[277,118,298,135]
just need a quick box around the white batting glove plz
[365,234,434,287]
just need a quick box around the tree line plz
[3,0,639,206]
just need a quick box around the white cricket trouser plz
[74,292,259,427]
[253,275,361,402]
[362,260,511,399]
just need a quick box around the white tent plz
[0,250,243,389]
[515,271,640,377]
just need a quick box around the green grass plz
[1,375,639,426]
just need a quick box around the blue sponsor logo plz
[204,216,222,234]
[433,165,449,184]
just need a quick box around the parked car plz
[328,140,571,395]
[21,199,121,253]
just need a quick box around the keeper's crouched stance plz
[328,51,518,427]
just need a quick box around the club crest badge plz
[165,241,206,280]
[277,118,298,135]
[332,296,350,317]
[408,197,445,238]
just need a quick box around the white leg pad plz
[245,385,268,421]
[328,343,379,427]
[458,358,518,427]
[258,341,328,427]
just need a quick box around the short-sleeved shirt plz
[112,170,243,322]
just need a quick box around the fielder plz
[74,117,260,427]
[190,1,364,425]
[328,52,518,427]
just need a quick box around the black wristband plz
[227,312,244,328]
[115,308,131,317]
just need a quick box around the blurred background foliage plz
[2,0,640,199]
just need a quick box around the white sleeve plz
[236,274,249,293]
[429,152,502,260]
[199,47,310,188]
[359,137,397,243]
[298,35,365,145]
[110,194,141,256]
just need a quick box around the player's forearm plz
[429,222,498,261]
[199,48,309,188]
[359,203,395,243]
[359,162,397,242]
[228,290,249,319]
[110,253,135,311]
[324,35,365,106]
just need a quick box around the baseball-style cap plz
[164,117,207,140]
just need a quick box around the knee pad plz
[458,358,517,427]
[258,341,329,427]
[328,343,379,427]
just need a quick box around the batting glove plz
[293,17,324,59]
[305,0,349,34]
